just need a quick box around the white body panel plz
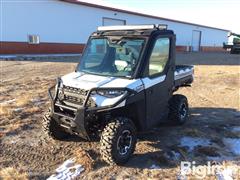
[174,66,194,80]
[2,0,228,47]
[61,67,193,107]
[61,72,168,92]
[91,94,125,107]
[142,76,166,89]
[61,72,144,107]
[61,72,143,91]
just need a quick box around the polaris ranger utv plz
[43,24,194,165]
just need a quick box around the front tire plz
[168,94,189,125]
[100,118,137,165]
[42,109,69,140]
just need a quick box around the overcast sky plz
[88,0,239,33]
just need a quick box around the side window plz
[148,38,170,76]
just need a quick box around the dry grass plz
[0,105,14,118]
[0,131,6,138]
[0,93,42,119]
[74,148,94,173]
[0,91,42,139]
[0,55,239,179]
[23,107,41,114]
[0,167,28,180]
[0,122,27,138]
[15,97,31,107]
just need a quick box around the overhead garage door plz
[102,17,126,26]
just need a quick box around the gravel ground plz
[0,52,239,179]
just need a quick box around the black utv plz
[43,24,194,165]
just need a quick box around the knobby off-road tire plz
[100,118,137,165]
[230,49,236,54]
[42,109,69,140]
[168,94,189,125]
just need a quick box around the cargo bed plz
[174,65,194,88]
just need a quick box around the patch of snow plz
[55,159,75,173]
[177,173,187,180]
[177,167,189,180]
[164,151,181,162]
[47,158,84,180]
[31,98,44,105]
[180,136,211,151]
[223,138,240,155]
[171,150,181,161]
[216,168,234,180]
[232,127,240,134]
[13,107,25,112]
[31,98,40,103]
[0,99,16,105]
[149,164,161,169]
[35,101,44,105]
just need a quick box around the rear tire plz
[42,109,69,140]
[100,118,137,165]
[230,48,235,54]
[168,94,189,125]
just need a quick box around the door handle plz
[149,89,153,94]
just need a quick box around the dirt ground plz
[0,52,239,179]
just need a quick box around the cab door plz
[142,37,174,129]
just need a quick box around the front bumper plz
[48,83,135,140]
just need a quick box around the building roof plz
[60,0,229,32]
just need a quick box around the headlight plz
[96,90,127,98]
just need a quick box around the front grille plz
[64,95,85,105]
[63,85,88,96]
[57,85,96,108]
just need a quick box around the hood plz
[61,72,115,90]
[61,72,143,91]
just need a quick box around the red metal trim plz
[200,46,226,52]
[0,41,85,54]
[0,41,226,54]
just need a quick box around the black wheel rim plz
[180,103,187,120]
[117,130,132,155]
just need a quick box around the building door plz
[192,30,201,52]
[102,17,126,26]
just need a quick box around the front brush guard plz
[48,79,136,140]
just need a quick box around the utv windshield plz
[77,38,145,77]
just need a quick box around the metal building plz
[0,0,229,54]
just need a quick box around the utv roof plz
[93,24,174,36]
